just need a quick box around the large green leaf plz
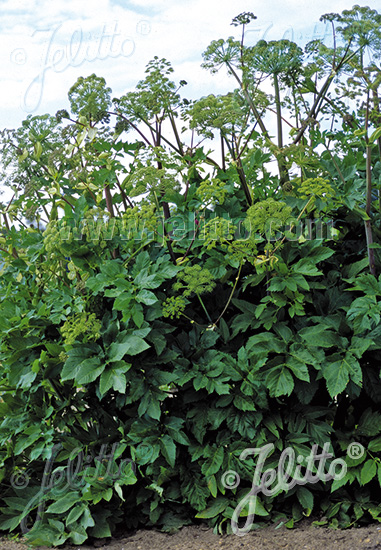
[360,459,377,485]
[136,289,158,305]
[201,445,224,477]
[61,345,105,384]
[108,333,150,361]
[99,362,131,395]
[159,434,176,467]
[322,353,362,397]
[195,497,229,519]
[292,258,322,276]
[46,492,81,514]
[134,271,164,289]
[266,366,294,397]
[297,486,314,512]
[299,326,342,348]
[286,356,310,382]
[246,332,285,354]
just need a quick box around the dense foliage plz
[0,5,381,545]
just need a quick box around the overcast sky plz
[2,0,381,130]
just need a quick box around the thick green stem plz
[153,127,176,264]
[273,73,289,184]
[225,61,270,139]
[221,132,226,172]
[224,135,252,205]
[365,144,376,275]
[363,90,376,276]
[324,147,346,185]
[104,183,115,218]
[169,113,184,156]
[115,174,133,210]
[109,111,152,147]
[273,74,283,149]
[371,88,381,213]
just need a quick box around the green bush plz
[0,6,381,545]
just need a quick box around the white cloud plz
[1,0,381,130]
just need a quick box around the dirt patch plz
[2,520,381,550]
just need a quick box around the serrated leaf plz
[14,431,41,455]
[350,336,374,359]
[219,318,230,343]
[134,271,163,289]
[46,492,80,514]
[234,395,256,411]
[368,436,381,452]
[183,476,208,511]
[136,289,158,305]
[292,258,322,276]
[195,498,228,519]
[201,446,224,477]
[357,408,381,436]
[286,357,310,382]
[322,353,362,398]
[308,246,335,263]
[331,471,353,492]
[207,475,217,498]
[266,366,294,397]
[299,326,340,348]
[62,355,104,385]
[69,524,88,545]
[159,435,176,467]
[138,390,161,420]
[360,459,377,485]
[297,486,314,512]
[322,361,349,397]
[66,504,86,525]
[108,334,150,361]
[99,363,130,395]
[237,494,269,517]
[131,304,144,328]
[274,323,293,344]
[61,345,104,383]
[113,292,132,311]
[342,258,369,279]
[247,332,285,354]
[147,397,161,420]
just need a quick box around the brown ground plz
[1,520,381,550]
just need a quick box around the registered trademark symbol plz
[136,20,151,35]
[347,442,365,460]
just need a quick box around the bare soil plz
[2,520,381,550]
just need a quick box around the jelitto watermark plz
[9,442,137,534]
[10,19,150,113]
[221,441,364,536]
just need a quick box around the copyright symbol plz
[10,48,27,65]
[10,470,30,489]
[221,470,240,490]
[347,442,365,460]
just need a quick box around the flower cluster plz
[60,312,101,346]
